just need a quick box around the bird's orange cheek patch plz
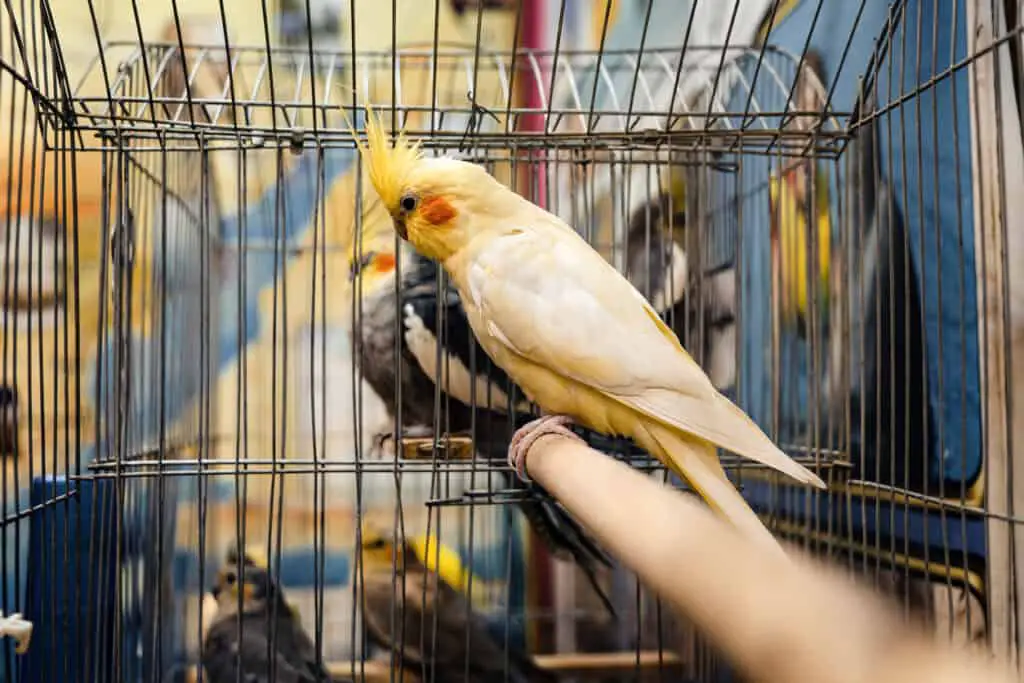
[420,196,458,226]
[373,252,397,273]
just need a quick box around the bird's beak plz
[349,251,377,282]
[393,217,408,240]
[211,584,221,599]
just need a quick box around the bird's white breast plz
[448,245,538,398]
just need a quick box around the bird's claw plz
[508,415,583,482]
[371,432,396,458]
[371,426,434,459]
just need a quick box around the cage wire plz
[0,0,1021,681]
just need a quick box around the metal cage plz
[0,0,1021,682]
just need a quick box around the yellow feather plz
[409,533,470,591]
[333,89,422,212]
[408,533,499,610]
[358,104,423,211]
[639,423,788,559]
[769,169,831,325]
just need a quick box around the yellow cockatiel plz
[352,108,826,551]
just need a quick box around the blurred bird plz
[358,527,556,683]
[202,550,340,683]
[769,165,832,335]
[349,200,617,618]
[623,192,741,390]
[769,51,832,337]
[353,107,826,552]
[623,190,688,318]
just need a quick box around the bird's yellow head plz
[346,185,403,295]
[211,546,300,620]
[358,527,485,596]
[358,527,418,572]
[353,106,511,263]
[211,559,274,615]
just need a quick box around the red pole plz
[520,0,547,210]
[516,0,554,652]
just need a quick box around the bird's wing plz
[360,575,418,664]
[364,566,522,682]
[202,618,313,683]
[201,623,239,683]
[467,227,822,487]
[422,570,541,683]
[362,570,463,672]
[402,296,528,415]
[399,249,528,415]
[430,579,555,683]
[239,627,314,683]
[279,613,331,680]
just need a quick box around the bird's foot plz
[508,414,583,482]
[371,425,433,458]
[370,432,395,458]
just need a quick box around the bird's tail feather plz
[647,422,787,557]
[474,423,618,618]
[516,481,612,566]
[511,478,618,620]
[717,394,827,489]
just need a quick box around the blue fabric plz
[736,0,982,487]
[871,0,981,484]
[742,478,987,561]
[22,477,118,683]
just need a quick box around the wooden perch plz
[397,434,474,460]
[521,433,1015,683]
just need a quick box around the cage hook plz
[458,90,499,153]
[289,128,306,155]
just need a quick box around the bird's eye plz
[399,194,418,213]
[225,572,237,585]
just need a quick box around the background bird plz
[623,190,741,391]
[622,190,688,320]
[358,526,556,683]
[352,107,826,553]
[202,549,340,683]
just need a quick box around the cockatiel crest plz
[353,106,526,263]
